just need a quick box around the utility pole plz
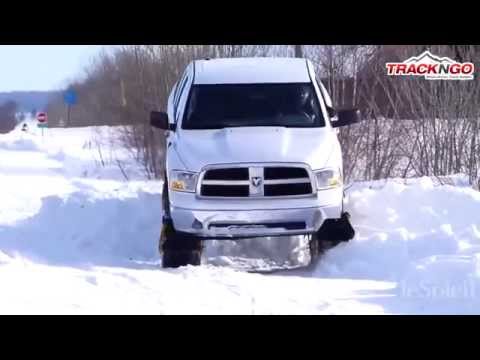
[66,104,71,127]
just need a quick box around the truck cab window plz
[182,83,325,129]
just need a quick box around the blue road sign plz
[64,89,77,106]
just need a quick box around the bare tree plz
[44,44,480,187]
[0,100,18,134]
[294,45,303,58]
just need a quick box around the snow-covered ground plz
[1,119,480,314]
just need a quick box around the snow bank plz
[0,138,39,151]
[0,186,162,267]
[308,176,480,312]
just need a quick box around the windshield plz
[182,83,325,129]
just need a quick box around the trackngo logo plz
[386,51,475,80]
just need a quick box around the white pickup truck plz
[151,57,362,268]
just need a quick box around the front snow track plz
[1,122,480,314]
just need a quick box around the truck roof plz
[193,57,312,85]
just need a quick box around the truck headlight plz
[170,170,198,193]
[314,168,342,190]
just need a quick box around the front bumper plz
[170,204,341,238]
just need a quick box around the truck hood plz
[173,127,336,172]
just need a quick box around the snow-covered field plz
[1,119,480,314]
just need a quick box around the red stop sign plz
[37,112,47,123]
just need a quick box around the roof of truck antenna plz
[193,57,312,85]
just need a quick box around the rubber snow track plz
[1,122,480,314]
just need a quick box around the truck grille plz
[200,165,314,198]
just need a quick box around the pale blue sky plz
[0,45,111,92]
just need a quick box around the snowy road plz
[1,121,480,314]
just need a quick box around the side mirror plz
[150,111,169,130]
[326,106,337,119]
[331,108,362,128]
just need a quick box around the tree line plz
[45,45,480,186]
[0,100,19,134]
